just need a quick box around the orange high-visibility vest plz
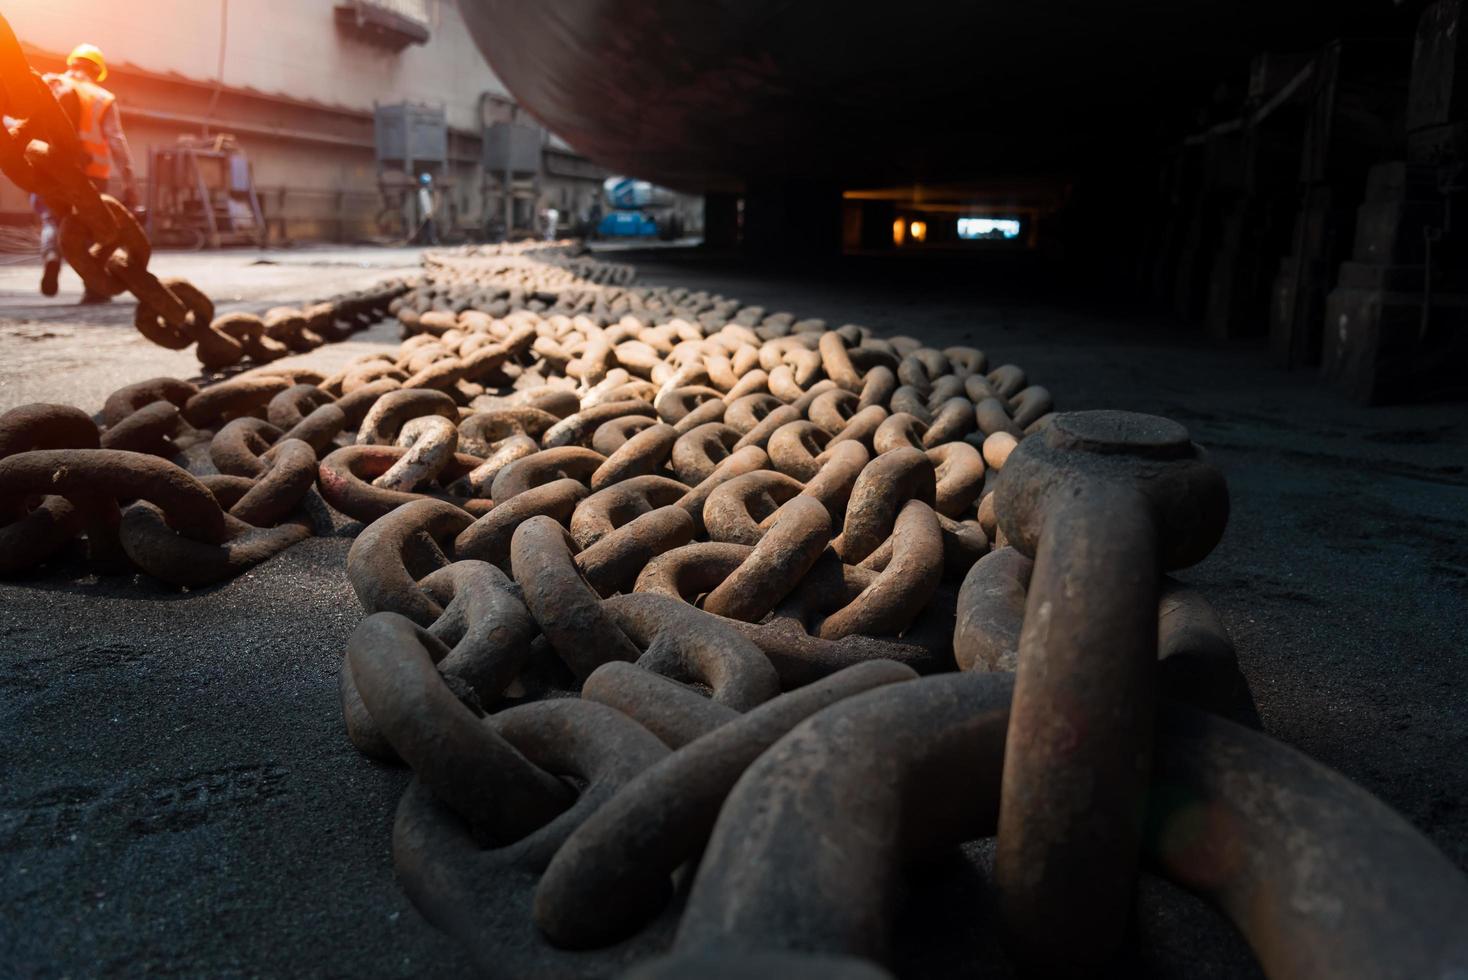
[52,73,115,180]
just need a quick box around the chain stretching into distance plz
[1,39,1465,976]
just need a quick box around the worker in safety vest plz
[35,43,140,299]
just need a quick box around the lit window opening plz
[957,217,1021,240]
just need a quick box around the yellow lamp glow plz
[892,218,906,245]
[910,220,927,242]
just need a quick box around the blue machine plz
[596,176,674,238]
[597,210,659,238]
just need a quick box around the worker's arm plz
[100,101,140,206]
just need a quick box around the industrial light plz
[910,220,927,242]
[892,218,906,245]
[957,216,1021,240]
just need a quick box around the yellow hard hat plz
[67,43,107,82]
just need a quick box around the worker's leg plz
[79,178,113,304]
[33,194,62,297]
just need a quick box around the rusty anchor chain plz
[0,13,410,370]
[990,410,1231,970]
[1,240,1464,977]
[1,19,194,337]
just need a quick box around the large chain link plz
[1,234,1464,973]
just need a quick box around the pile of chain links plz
[2,241,1466,976]
[3,24,1465,964]
[316,260,1459,975]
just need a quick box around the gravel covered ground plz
[1,246,1464,977]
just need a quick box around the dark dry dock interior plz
[2,249,1463,977]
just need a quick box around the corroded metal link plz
[927,440,985,516]
[280,403,346,455]
[670,422,742,484]
[569,474,688,549]
[346,498,475,623]
[790,439,869,522]
[670,394,728,434]
[872,411,927,454]
[462,407,563,456]
[183,375,291,428]
[211,417,284,477]
[491,446,607,503]
[0,46,216,341]
[583,661,741,748]
[730,403,801,451]
[267,384,335,430]
[455,478,588,568]
[450,434,538,498]
[953,547,1034,672]
[119,504,309,586]
[1146,701,1468,979]
[992,410,1229,972]
[831,447,936,564]
[823,404,888,452]
[542,400,657,449]
[662,668,1468,978]
[357,388,459,446]
[703,496,830,622]
[318,445,489,523]
[574,505,694,598]
[99,401,182,456]
[655,385,724,424]
[702,470,804,545]
[535,658,917,949]
[391,711,673,978]
[590,413,659,456]
[0,403,99,456]
[374,416,460,493]
[956,552,1259,724]
[0,406,103,572]
[57,195,140,298]
[348,611,576,841]
[856,509,988,580]
[610,594,781,712]
[0,448,225,542]
[0,494,82,575]
[511,515,641,678]
[674,446,770,534]
[925,396,978,446]
[1156,577,1259,724]
[342,561,538,758]
[764,420,831,481]
[1009,384,1054,429]
[723,393,784,434]
[590,422,678,490]
[674,672,1013,961]
[634,541,750,604]
[229,438,317,527]
[856,365,897,411]
[806,388,859,434]
[100,377,199,427]
[818,499,942,640]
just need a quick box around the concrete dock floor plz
[0,246,429,413]
[1,245,1464,977]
